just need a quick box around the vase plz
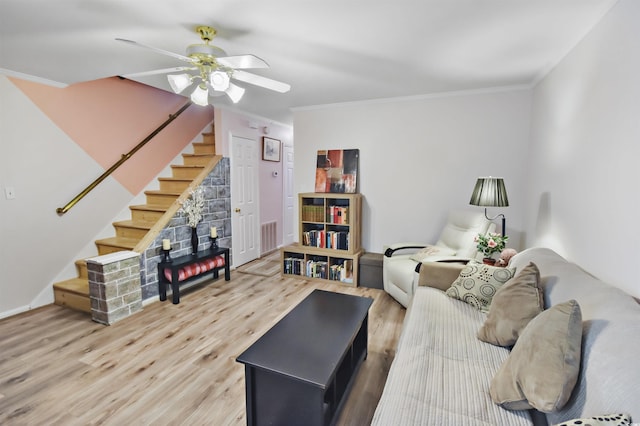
[482,258,496,266]
[191,227,199,255]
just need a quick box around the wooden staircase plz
[53,126,220,313]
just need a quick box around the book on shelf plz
[305,259,328,279]
[303,230,349,250]
[283,257,304,275]
[341,259,353,283]
[327,259,353,283]
[302,205,324,222]
[328,205,349,224]
[284,256,354,283]
[302,229,325,248]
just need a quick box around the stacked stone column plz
[87,251,142,325]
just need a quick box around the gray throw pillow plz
[446,260,515,312]
[489,300,583,412]
[477,262,544,347]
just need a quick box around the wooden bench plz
[158,247,230,304]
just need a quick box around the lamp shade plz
[210,71,230,91]
[225,82,245,104]
[190,85,209,106]
[167,73,192,94]
[469,177,509,207]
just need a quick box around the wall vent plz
[261,221,277,255]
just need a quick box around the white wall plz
[525,0,640,298]
[293,88,532,254]
[0,76,134,317]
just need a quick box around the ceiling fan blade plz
[217,55,269,69]
[122,66,196,78]
[115,38,195,63]
[232,70,290,93]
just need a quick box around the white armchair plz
[382,210,494,307]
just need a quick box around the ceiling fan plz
[116,25,290,106]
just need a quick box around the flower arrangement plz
[475,232,509,258]
[178,187,205,228]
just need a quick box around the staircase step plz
[182,153,214,166]
[53,278,90,313]
[113,220,154,239]
[130,204,167,222]
[144,190,181,207]
[192,142,215,155]
[53,121,216,316]
[171,165,205,179]
[75,259,88,279]
[158,177,192,193]
[202,131,215,144]
[95,236,139,255]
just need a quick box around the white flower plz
[178,187,205,228]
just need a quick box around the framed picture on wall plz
[315,149,359,193]
[262,137,281,162]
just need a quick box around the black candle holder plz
[210,236,219,250]
[162,248,172,263]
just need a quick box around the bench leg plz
[159,283,167,301]
[171,270,180,304]
[158,266,167,301]
[224,251,231,281]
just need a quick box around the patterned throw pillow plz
[445,260,515,312]
[554,413,631,426]
[409,245,457,262]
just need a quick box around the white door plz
[230,135,260,266]
[283,144,295,246]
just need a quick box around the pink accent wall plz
[9,76,213,194]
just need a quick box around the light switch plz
[4,187,16,200]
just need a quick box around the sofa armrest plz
[416,261,467,291]
[384,242,429,257]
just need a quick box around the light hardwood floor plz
[0,264,405,425]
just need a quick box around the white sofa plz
[372,247,640,425]
[383,210,494,308]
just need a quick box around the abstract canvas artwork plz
[315,149,359,193]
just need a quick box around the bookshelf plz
[281,193,363,286]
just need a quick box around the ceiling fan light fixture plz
[206,83,226,98]
[186,43,227,59]
[190,84,209,106]
[210,71,230,91]
[225,83,245,104]
[167,73,192,94]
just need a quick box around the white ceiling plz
[0,0,618,125]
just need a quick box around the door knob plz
[235,208,241,213]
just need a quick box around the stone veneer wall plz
[139,158,232,300]
[87,250,142,325]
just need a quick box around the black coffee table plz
[236,289,373,426]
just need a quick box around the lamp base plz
[483,208,507,237]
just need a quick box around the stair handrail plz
[56,101,192,215]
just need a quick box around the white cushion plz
[436,210,493,258]
[409,245,456,262]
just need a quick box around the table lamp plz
[469,177,509,237]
